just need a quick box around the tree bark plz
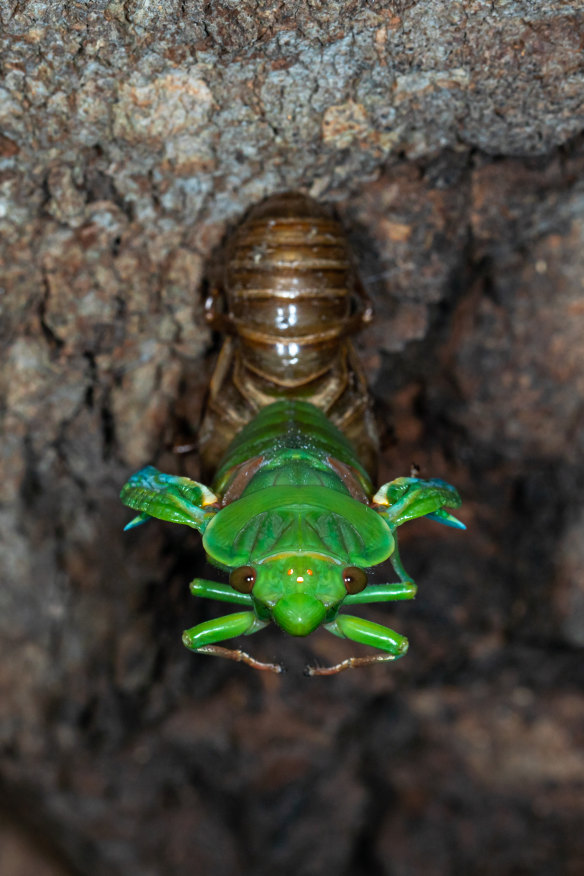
[1,2,584,874]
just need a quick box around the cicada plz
[121,194,464,675]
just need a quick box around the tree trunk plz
[1,2,583,874]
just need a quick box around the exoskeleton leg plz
[305,614,409,676]
[182,611,283,673]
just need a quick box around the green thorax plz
[203,401,393,570]
[212,400,373,498]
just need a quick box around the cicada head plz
[231,554,367,637]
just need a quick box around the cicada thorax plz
[198,192,378,481]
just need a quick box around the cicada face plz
[230,554,365,637]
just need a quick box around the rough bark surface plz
[1,2,584,874]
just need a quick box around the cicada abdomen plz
[199,192,379,479]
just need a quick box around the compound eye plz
[343,566,367,594]
[230,565,256,594]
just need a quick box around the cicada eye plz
[343,566,367,594]
[230,565,256,594]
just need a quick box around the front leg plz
[306,614,408,676]
[343,579,416,605]
[189,578,254,607]
[182,611,283,674]
[344,541,417,606]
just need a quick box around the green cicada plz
[121,400,463,675]
[121,194,464,675]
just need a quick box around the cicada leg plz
[189,578,254,607]
[182,611,284,674]
[389,539,413,584]
[305,653,404,676]
[196,645,285,673]
[343,579,416,606]
[305,614,408,677]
